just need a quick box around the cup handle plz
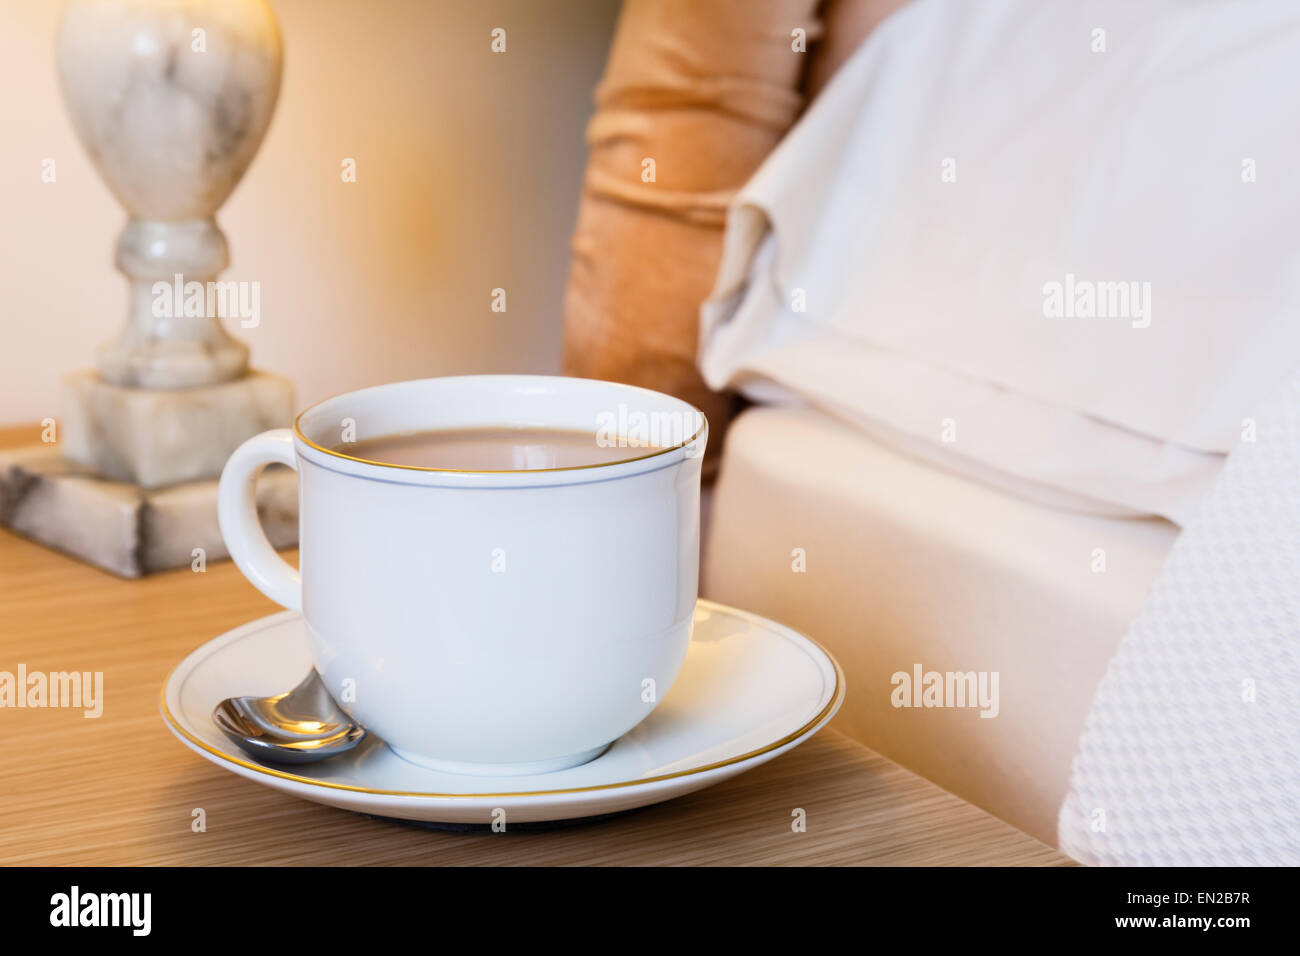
[218,428,302,611]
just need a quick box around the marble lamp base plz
[0,442,297,579]
[62,369,294,488]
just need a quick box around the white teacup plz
[218,375,707,775]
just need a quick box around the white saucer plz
[160,599,844,825]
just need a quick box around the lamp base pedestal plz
[0,442,297,579]
[61,369,294,489]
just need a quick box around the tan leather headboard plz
[562,0,911,476]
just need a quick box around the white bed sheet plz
[701,405,1178,845]
[699,0,1300,524]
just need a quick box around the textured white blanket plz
[1060,371,1300,865]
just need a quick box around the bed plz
[702,405,1177,844]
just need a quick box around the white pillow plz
[699,0,1300,524]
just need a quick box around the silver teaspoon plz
[213,670,367,764]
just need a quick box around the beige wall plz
[0,0,618,425]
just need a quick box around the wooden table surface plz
[0,426,1070,866]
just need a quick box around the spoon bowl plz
[213,670,366,764]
